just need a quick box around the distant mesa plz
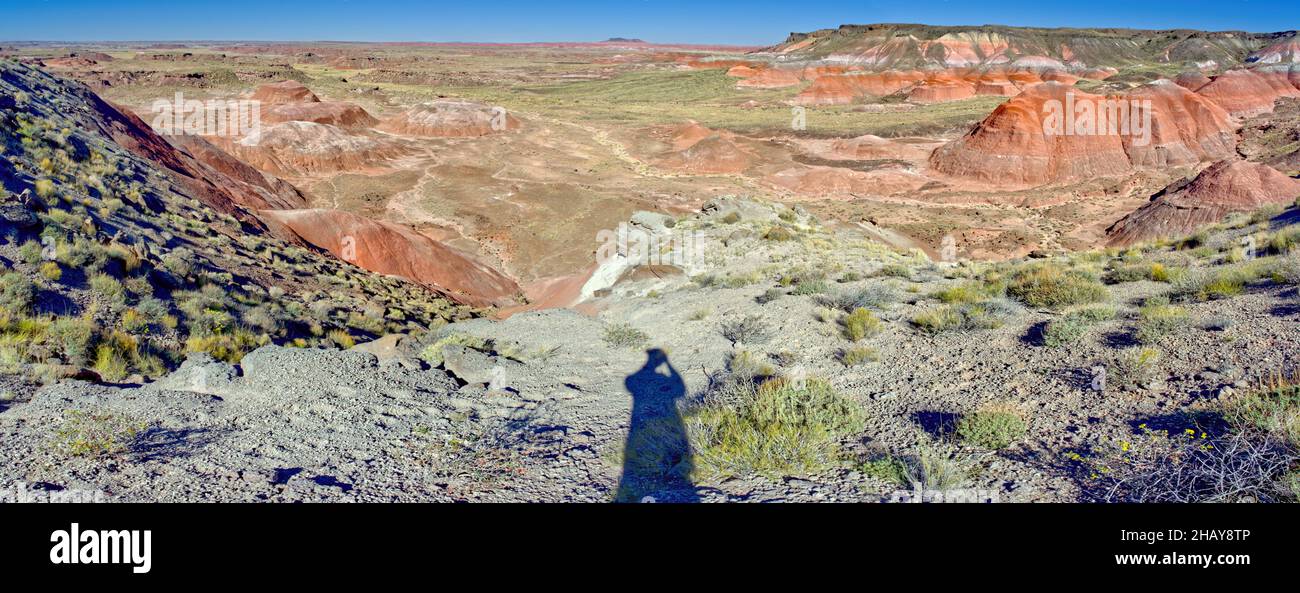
[604,38,646,43]
[260,208,521,307]
[378,99,520,137]
[251,80,320,105]
[1106,160,1300,246]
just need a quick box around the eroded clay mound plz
[652,123,752,174]
[764,165,929,197]
[263,101,378,131]
[259,209,519,307]
[929,82,1236,185]
[167,133,308,210]
[1249,36,1300,64]
[1196,66,1300,117]
[218,121,406,176]
[251,80,320,105]
[825,135,940,161]
[1174,71,1212,91]
[1106,160,1300,246]
[378,100,520,137]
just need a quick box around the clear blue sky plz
[0,0,1294,45]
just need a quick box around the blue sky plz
[0,0,1295,45]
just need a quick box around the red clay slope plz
[260,209,520,308]
[1106,160,1300,246]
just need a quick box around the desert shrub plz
[930,282,988,304]
[1005,264,1108,309]
[88,273,126,308]
[18,240,45,265]
[1135,299,1189,344]
[763,226,795,241]
[161,247,197,280]
[1106,262,1179,284]
[720,315,770,345]
[1095,427,1296,503]
[859,456,908,486]
[92,331,138,381]
[1171,261,1271,301]
[790,279,828,296]
[327,329,355,349]
[56,238,108,271]
[1042,306,1114,347]
[603,323,649,349]
[873,264,912,279]
[842,308,881,341]
[911,306,964,334]
[0,273,36,314]
[688,308,711,321]
[957,403,1027,450]
[419,332,495,365]
[1225,372,1300,447]
[185,329,263,363]
[685,378,866,479]
[839,345,879,366]
[727,349,775,383]
[901,441,971,491]
[1268,226,1300,255]
[52,409,147,457]
[755,288,783,304]
[38,261,62,282]
[819,284,900,312]
[1109,346,1161,390]
[48,316,95,365]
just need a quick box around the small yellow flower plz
[1120,441,1131,452]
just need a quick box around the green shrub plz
[842,308,881,341]
[52,409,146,457]
[685,378,866,479]
[956,403,1027,450]
[88,273,126,308]
[603,323,650,349]
[1042,305,1116,347]
[1225,372,1300,447]
[839,345,879,366]
[1135,300,1189,344]
[48,316,95,365]
[1110,347,1161,390]
[38,261,62,282]
[0,273,37,314]
[185,330,263,363]
[1006,264,1108,309]
[419,332,495,365]
[859,456,908,486]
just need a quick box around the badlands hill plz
[761,23,1298,69]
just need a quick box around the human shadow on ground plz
[614,348,699,503]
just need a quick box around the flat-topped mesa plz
[1106,160,1300,246]
[1195,65,1300,117]
[786,67,1079,106]
[250,80,320,105]
[928,81,1236,185]
[259,208,520,308]
[378,99,520,137]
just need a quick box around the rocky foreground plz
[3,197,1299,503]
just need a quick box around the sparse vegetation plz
[957,402,1027,450]
[603,323,650,349]
[842,308,881,341]
[720,315,770,345]
[1005,264,1108,309]
[53,409,147,457]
